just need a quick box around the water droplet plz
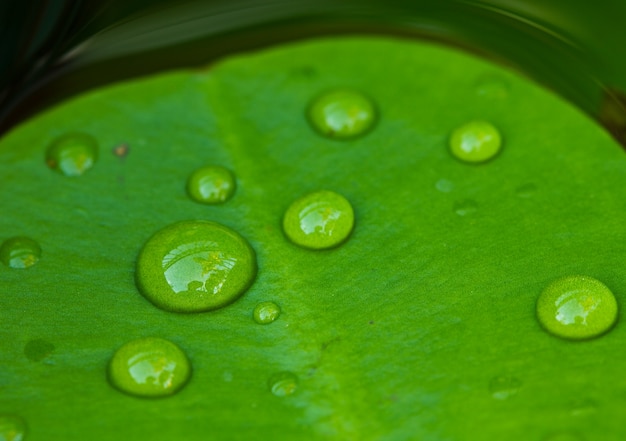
[0,237,41,269]
[0,415,26,441]
[45,133,98,176]
[516,183,537,198]
[283,190,355,250]
[435,179,454,193]
[536,275,618,340]
[136,220,257,313]
[108,337,191,398]
[489,375,521,400]
[453,200,478,216]
[222,371,233,382]
[569,398,597,416]
[268,372,298,397]
[475,74,509,99]
[24,339,55,362]
[449,120,502,163]
[186,166,236,205]
[308,89,376,139]
[253,301,281,324]
[543,432,585,441]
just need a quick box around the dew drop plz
[108,337,191,398]
[475,74,510,99]
[449,120,502,163]
[516,183,537,198]
[268,371,298,397]
[489,375,521,400]
[253,301,281,324]
[435,179,454,193]
[283,190,355,250]
[24,339,55,362]
[308,89,376,139]
[136,220,257,313]
[453,200,478,216]
[186,165,236,205]
[536,275,618,340]
[0,415,26,441]
[45,133,98,176]
[0,237,41,269]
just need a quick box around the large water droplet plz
[268,372,298,397]
[45,133,98,176]
[453,200,478,216]
[0,237,41,269]
[24,339,55,362]
[536,275,618,340]
[0,415,26,441]
[489,375,521,400]
[186,165,236,205]
[136,220,257,313]
[283,190,355,250]
[449,121,502,163]
[108,337,191,398]
[253,301,281,324]
[308,89,376,139]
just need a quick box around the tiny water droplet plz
[0,415,26,441]
[253,301,281,324]
[454,200,478,216]
[45,133,98,176]
[516,183,537,198]
[536,275,618,340]
[0,237,41,269]
[435,179,454,193]
[283,190,355,250]
[222,371,233,382]
[308,89,376,139]
[108,337,191,398]
[268,372,298,397]
[24,339,55,362]
[186,166,236,205]
[544,432,585,441]
[475,74,510,99]
[136,220,257,313]
[449,121,502,163]
[489,375,521,400]
[569,398,597,416]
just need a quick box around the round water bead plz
[136,220,257,313]
[308,89,376,139]
[536,275,618,340]
[186,165,236,204]
[45,132,98,176]
[0,415,26,441]
[253,301,281,324]
[0,237,41,269]
[283,190,354,250]
[268,371,298,397]
[108,337,191,398]
[449,120,502,163]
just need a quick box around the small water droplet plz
[283,190,355,250]
[543,432,585,441]
[136,220,257,313]
[24,339,55,362]
[489,375,522,400]
[449,121,502,163]
[475,74,510,99]
[0,237,41,269]
[186,166,236,205]
[569,398,597,416]
[453,200,478,216]
[435,179,454,193]
[308,89,376,139]
[268,372,298,397]
[516,183,537,198]
[222,371,233,382]
[108,337,191,398]
[536,275,618,340]
[45,133,98,176]
[0,415,26,441]
[253,301,281,324]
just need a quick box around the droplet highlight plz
[253,301,281,324]
[268,371,298,397]
[45,132,98,176]
[283,190,355,250]
[0,237,41,269]
[308,89,376,139]
[454,200,478,216]
[136,220,257,313]
[24,339,55,362]
[489,375,521,400]
[449,120,502,163]
[108,337,191,398]
[536,275,618,340]
[186,165,236,205]
[0,415,26,441]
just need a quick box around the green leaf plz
[1,36,625,441]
